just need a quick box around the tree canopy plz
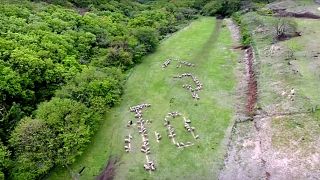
[0,0,202,179]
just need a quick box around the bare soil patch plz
[97,157,119,180]
[245,47,258,116]
[272,8,320,19]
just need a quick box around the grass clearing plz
[48,17,238,180]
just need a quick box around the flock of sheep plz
[126,103,157,172]
[164,111,198,148]
[124,58,202,172]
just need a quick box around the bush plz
[0,142,10,180]
[201,0,241,17]
[256,7,274,16]
[36,98,100,164]
[232,12,253,46]
[9,118,55,180]
[10,98,101,179]
[131,27,159,53]
[271,17,298,41]
[106,47,133,67]
[56,66,124,112]
[202,1,223,16]
[240,26,253,46]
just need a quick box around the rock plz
[237,116,253,122]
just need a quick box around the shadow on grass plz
[193,19,223,61]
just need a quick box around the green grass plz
[48,17,238,180]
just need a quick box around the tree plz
[105,47,133,67]
[9,118,55,180]
[10,98,101,179]
[35,98,100,165]
[201,0,241,16]
[131,27,159,53]
[55,66,124,112]
[0,141,10,180]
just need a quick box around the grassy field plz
[48,17,238,180]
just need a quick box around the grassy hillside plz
[48,17,239,180]
[227,7,320,178]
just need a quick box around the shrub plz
[56,66,124,112]
[201,0,241,17]
[10,98,101,179]
[202,1,223,16]
[271,17,298,41]
[232,12,253,46]
[35,98,100,164]
[131,27,159,53]
[9,118,55,180]
[0,142,10,180]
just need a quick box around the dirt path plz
[245,47,258,116]
[220,20,267,180]
[97,157,119,180]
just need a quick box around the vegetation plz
[202,0,241,16]
[0,0,273,179]
[232,12,253,46]
[0,0,202,179]
[239,6,320,177]
[10,98,102,179]
[271,17,299,40]
[49,17,238,180]
[0,141,10,179]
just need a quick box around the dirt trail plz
[245,47,258,116]
[220,20,267,180]
[97,157,118,180]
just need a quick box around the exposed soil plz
[220,20,266,180]
[245,47,258,116]
[97,157,119,180]
[272,8,320,19]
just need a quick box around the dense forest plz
[0,0,247,179]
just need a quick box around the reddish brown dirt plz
[245,47,258,116]
[97,157,118,180]
[272,9,320,19]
